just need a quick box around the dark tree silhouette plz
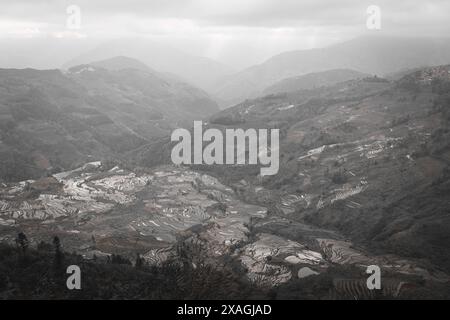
[135,253,144,269]
[52,236,63,271]
[53,236,61,252]
[15,232,29,253]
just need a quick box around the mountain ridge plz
[263,69,370,95]
[62,39,235,92]
[213,35,450,107]
[0,57,219,182]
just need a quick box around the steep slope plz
[67,59,219,132]
[0,68,131,182]
[263,69,369,95]
[0,58,218,182]
[199,66,450,273]
[214,36,450,107]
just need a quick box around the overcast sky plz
[1,0,449,69]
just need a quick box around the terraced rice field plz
[239,233,324,286]
[1,159,448,289]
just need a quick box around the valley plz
[1,54,450,299]
[1,0,450,301]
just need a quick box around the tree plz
[91,235,96,249]
[53,236,61,252]
[111,254,131,265]
[15,232,29,253]
[53,236,63,270]
[135,253,144,269]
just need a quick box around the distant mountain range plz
[262,69,369,95]
[212,36,450,107]
[0,56,218,181]
[3,36,450,110]
[62,39,235,92]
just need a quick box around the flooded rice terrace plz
[0,162,448,287]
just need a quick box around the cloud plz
[0,0,449,68]
[2,0,450,28]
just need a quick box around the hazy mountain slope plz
[214,36,450,107]
[0,59,218,182]
[67,59,219,130]
[88,56,197,89]
[197,66,450,272]
[263,69,369,95]
[89,56,153,72]
[63,39,234,92]
[0,68,139,181]
[0,38,97,71]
